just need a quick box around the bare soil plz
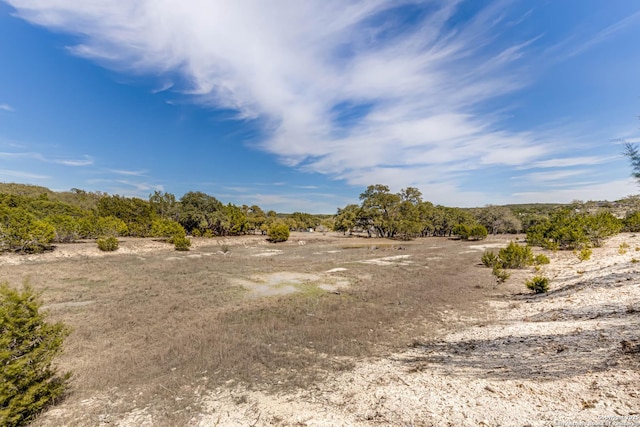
[2,232,638,426]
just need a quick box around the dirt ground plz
[2,232,639,426]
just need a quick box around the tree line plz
[0,185,329,253]
[334,184,640,242]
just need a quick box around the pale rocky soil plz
[190,234,640,427]
[17,233,640,426]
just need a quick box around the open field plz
[2,232,639,426]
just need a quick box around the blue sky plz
[1,0,639,213]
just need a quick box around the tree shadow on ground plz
[398,266,640,381]
[399,322,639,381]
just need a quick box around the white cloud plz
[0,168,49,180]
[529,156,618,169]
[0,151,93,166]
[6,1,636,205]
[549,10,640,60]
[0,104,14,112]
[512,179,639,204]
[107,169,147,176]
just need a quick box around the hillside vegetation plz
[2,182,639,254]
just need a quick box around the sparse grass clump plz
[492,265,510,283]
[619,242,630,255]
[0,283,70,427]
[96,236,119,252]
[577,247,592,262]
[534,254,550,265]
[525,275,550,294]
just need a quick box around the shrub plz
[534,254,550,265]
[44,215,80,243]
[577,247,592,262]
[96,236,119,252]
[0,208,55,254]
[151,219,186,243]
[492,265,510,283]
[452,224,470,240]
[527,209,622,250]
[525,275,550,294]
[623,211,640,232]
[481,251,499,267]
[469,224,488,240]
[268,222,290,243]
[77,214,127,239]
[173,236,192,251]
[498,241,534,269]
[0,283,70,427]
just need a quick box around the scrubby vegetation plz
[96,236,119,252]
[173,236,192,251]
[0,283,70,427]
[525,275,550,294]
[527,209,622,250]
[268,222,290,243]
[577,247,592,262]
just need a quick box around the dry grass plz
[1,233,501,425]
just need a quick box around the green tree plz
[97,195,153,237]
[221,203,248,235]
[624,142,640,183]
[359,184,401,238]
[0,283,70,427]
[149,191,180,221]
[474,205,522,234]
[334,204,359,235]
[178,191,224,235]
[245,205,266,234]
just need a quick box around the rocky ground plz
[188,233,640,427]
[18,233,640,426]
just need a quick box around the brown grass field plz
[0,232,506,425]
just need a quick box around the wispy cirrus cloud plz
[0,151,93,166]
[0,104,14,112]
[5,0,637,205]
[547,10,640,60]
[107,169,148,176]
[0,168,49,180]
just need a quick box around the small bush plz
[534,254,550,265]
[268,223,290,243]
[481,251,499,268]
[525,275,550,294]
[492,265,510,283]
[577,247,592,262]
[452,224,470,240]
[498,241,534,269]
[173,236,192,251]
[469,224,488,240]
[0,283,70,427]
[151,219,186,243]
[96,236,119,252]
